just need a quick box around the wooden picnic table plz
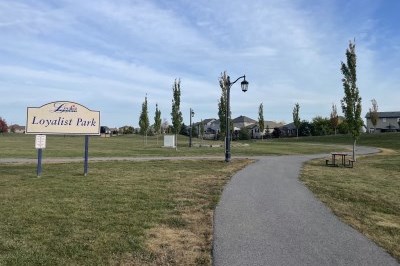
[331,152,348,166]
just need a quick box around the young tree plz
[199,119,204,140]
[272,127,282,138]
[0,117,8,134]
[330,104,339,135]
[154,103,162,143]
[299,120,313,137]
[171,79,183,149]
[238,127,250,140]
[292,103,300,138]
[139,95,149,144]
[369,98,379,133]
[218,72,228,139]
[258,103,265,140]
[341,40,363,161]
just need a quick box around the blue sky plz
[1,0,399,128]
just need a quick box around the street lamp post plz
[189,108,194,147]
[224,75,249,162]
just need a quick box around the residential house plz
[248,121,285,139]
[192,118,218,139]
[9,124,25,133]
[109,127,119,135]
[365,111,400,132]
[203,118,217,127]
[100,126,112,137]
[205,119,220,140]
[281,122,297,137]
[232,115,257,130]
[119,126,134,134]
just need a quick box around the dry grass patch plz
[377,148,398,156]
[0,159,252,265]
[131,159,253,265]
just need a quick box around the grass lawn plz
[0,159,252,265]
[0,133,342,265]
[2,133,398,263]
[0,133,339,159]
[300,132,400,261]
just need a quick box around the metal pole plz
[84,135,89,176]
[225,80,231,162]
[37,148,42,177]
[189,108,192,147]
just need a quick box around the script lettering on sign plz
[26,101,100,135]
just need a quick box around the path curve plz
[213,146,399,266]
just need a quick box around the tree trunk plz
[175,134,178,151]
[352,139,356,161]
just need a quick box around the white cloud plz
[0,0,399,127]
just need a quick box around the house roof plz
[203,118,216,124]
[193,118,219,127]
[365,111,400,118]
[246,121,285,129]
[282,122,296,130]
[265,121,285,128]
[232,115,257,124]
[10,124,25,130]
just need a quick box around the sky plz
[1,0,399,128]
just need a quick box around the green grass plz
[0,159,251,265]
[300,132,400,261]
[0,133,339,158]
[277,132,400,150]
[2,133,399,263]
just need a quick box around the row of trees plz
[136,40,366,161]
[138,79,183,148]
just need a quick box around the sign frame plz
[26,101,100,135]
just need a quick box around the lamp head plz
[241,76,249,92]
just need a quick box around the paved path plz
[213,147,399,266]
[0,156,225,164]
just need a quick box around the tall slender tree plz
[369,99,379,133]
[292,102,300,138]
[330,103,339,135]
[258,103,264,140]
[171,79,183,149]
[341,40,363,161]
[218,72,228,139]
[200,119,204,140]
[139,95,149,144]
[154,103,162,144]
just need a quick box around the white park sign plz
[26,101,100,135]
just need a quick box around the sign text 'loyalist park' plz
[26,101,100,135]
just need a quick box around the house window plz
[383,118,387,123]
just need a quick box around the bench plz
[325,159,338,167]
[347,159,355,168]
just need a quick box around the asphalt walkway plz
[213,147,399,266]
